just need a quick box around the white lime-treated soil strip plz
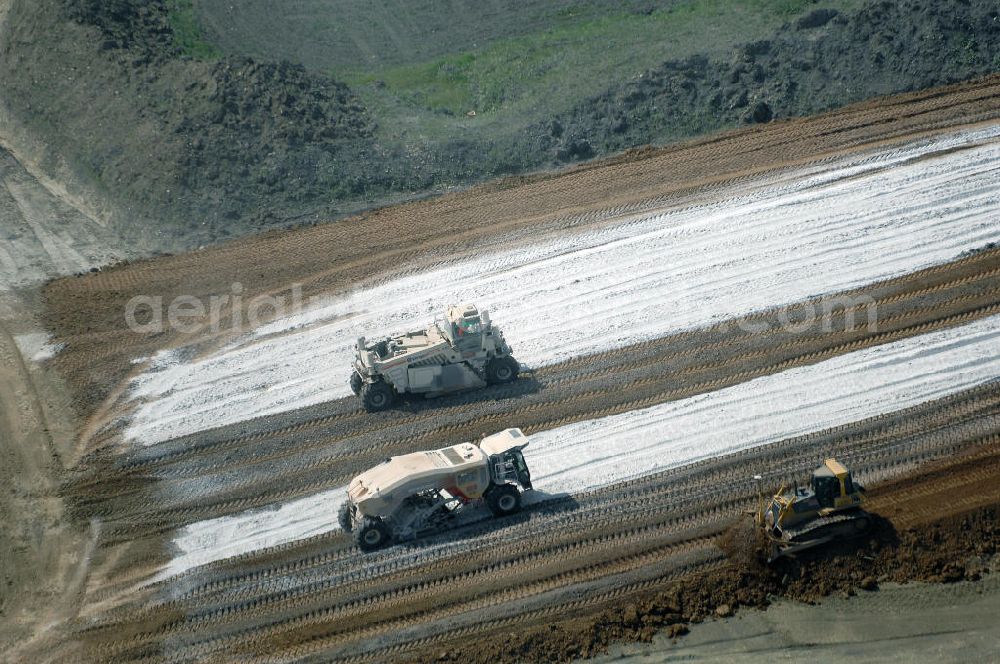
[127,126,1000,445]
[159,313,1000,578]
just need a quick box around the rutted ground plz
[41,75,1000,419]
[79,383,1000,662]
[121,125,1000,445]
[161,309,1000,577]
[13,79,1000,661]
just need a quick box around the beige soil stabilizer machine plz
[755,458,871,562]
[338,428,533,552]
[349,304,520,412]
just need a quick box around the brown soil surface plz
[411,445,1000,664]
[65,246,1000,541]
[18,76,1000,663]
[74,378,1000,662]
[41,74,1000,419]
[0,320,86,661]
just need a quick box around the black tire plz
[360,380,396,412]
[355,517,391,552]
[485,356,519,384]
[338,501,354,533]
[485,483,521,517]
[349,371,363,396]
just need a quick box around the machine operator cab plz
[811,458,864,510]
[438,303,487,352]
[350,303,519,412]
[341,428,534,551]
[479,428,532,490]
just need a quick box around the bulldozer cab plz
[441,303,484,352]
[758,458,870,562]
[812,458,859,509]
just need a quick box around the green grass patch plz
[345,0,861,120]
[167,0,221,59]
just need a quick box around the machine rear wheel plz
[486,356,519,384]
[485,483,521,517]
[349,371,363,396]
[338,501,354,533]
[361,381,396,412]
[355,517,391,552]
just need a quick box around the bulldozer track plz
[132,394,998,619]
[247,428,1000,663]
[318,555,730,664]
[72,251,1000,487]
[45,78,1000,422]
[170,397,1000,609]
[100,525,729,661]
[866,439,1000,527]
[66,78,995,305]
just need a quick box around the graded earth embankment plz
[41,75,1000,421]
[7,78,997,664]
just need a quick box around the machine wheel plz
[349,371,363,396]
[355,517,391,552]
[361,380,396,412]
[338,501,354,533]
[485,356,519,384]
[485,483,521,517]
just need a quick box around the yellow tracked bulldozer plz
[755,458,871,562]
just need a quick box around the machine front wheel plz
[355,517,391,552]
[361,381,396,412]
[485,483,522,517]
[485,356,520,384]
[349,371,363,395]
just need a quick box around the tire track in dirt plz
[0,321,89,660]
[79,249,1000,480]
[116,129,1000,447]
[80,383,1000,662]
[42,78,1000,663]
[163,385,1000,612]
[66,251,1000,545]
[41,77,1000,422]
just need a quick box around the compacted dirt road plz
[0,139,121,660]
[3,76,999,662]
[0,319,88,661]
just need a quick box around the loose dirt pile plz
[556,0,1000,157]
[1,0,375,249]
[2,0,998,248]
[12,78,1000,664]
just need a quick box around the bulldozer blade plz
[767,535,835,563]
